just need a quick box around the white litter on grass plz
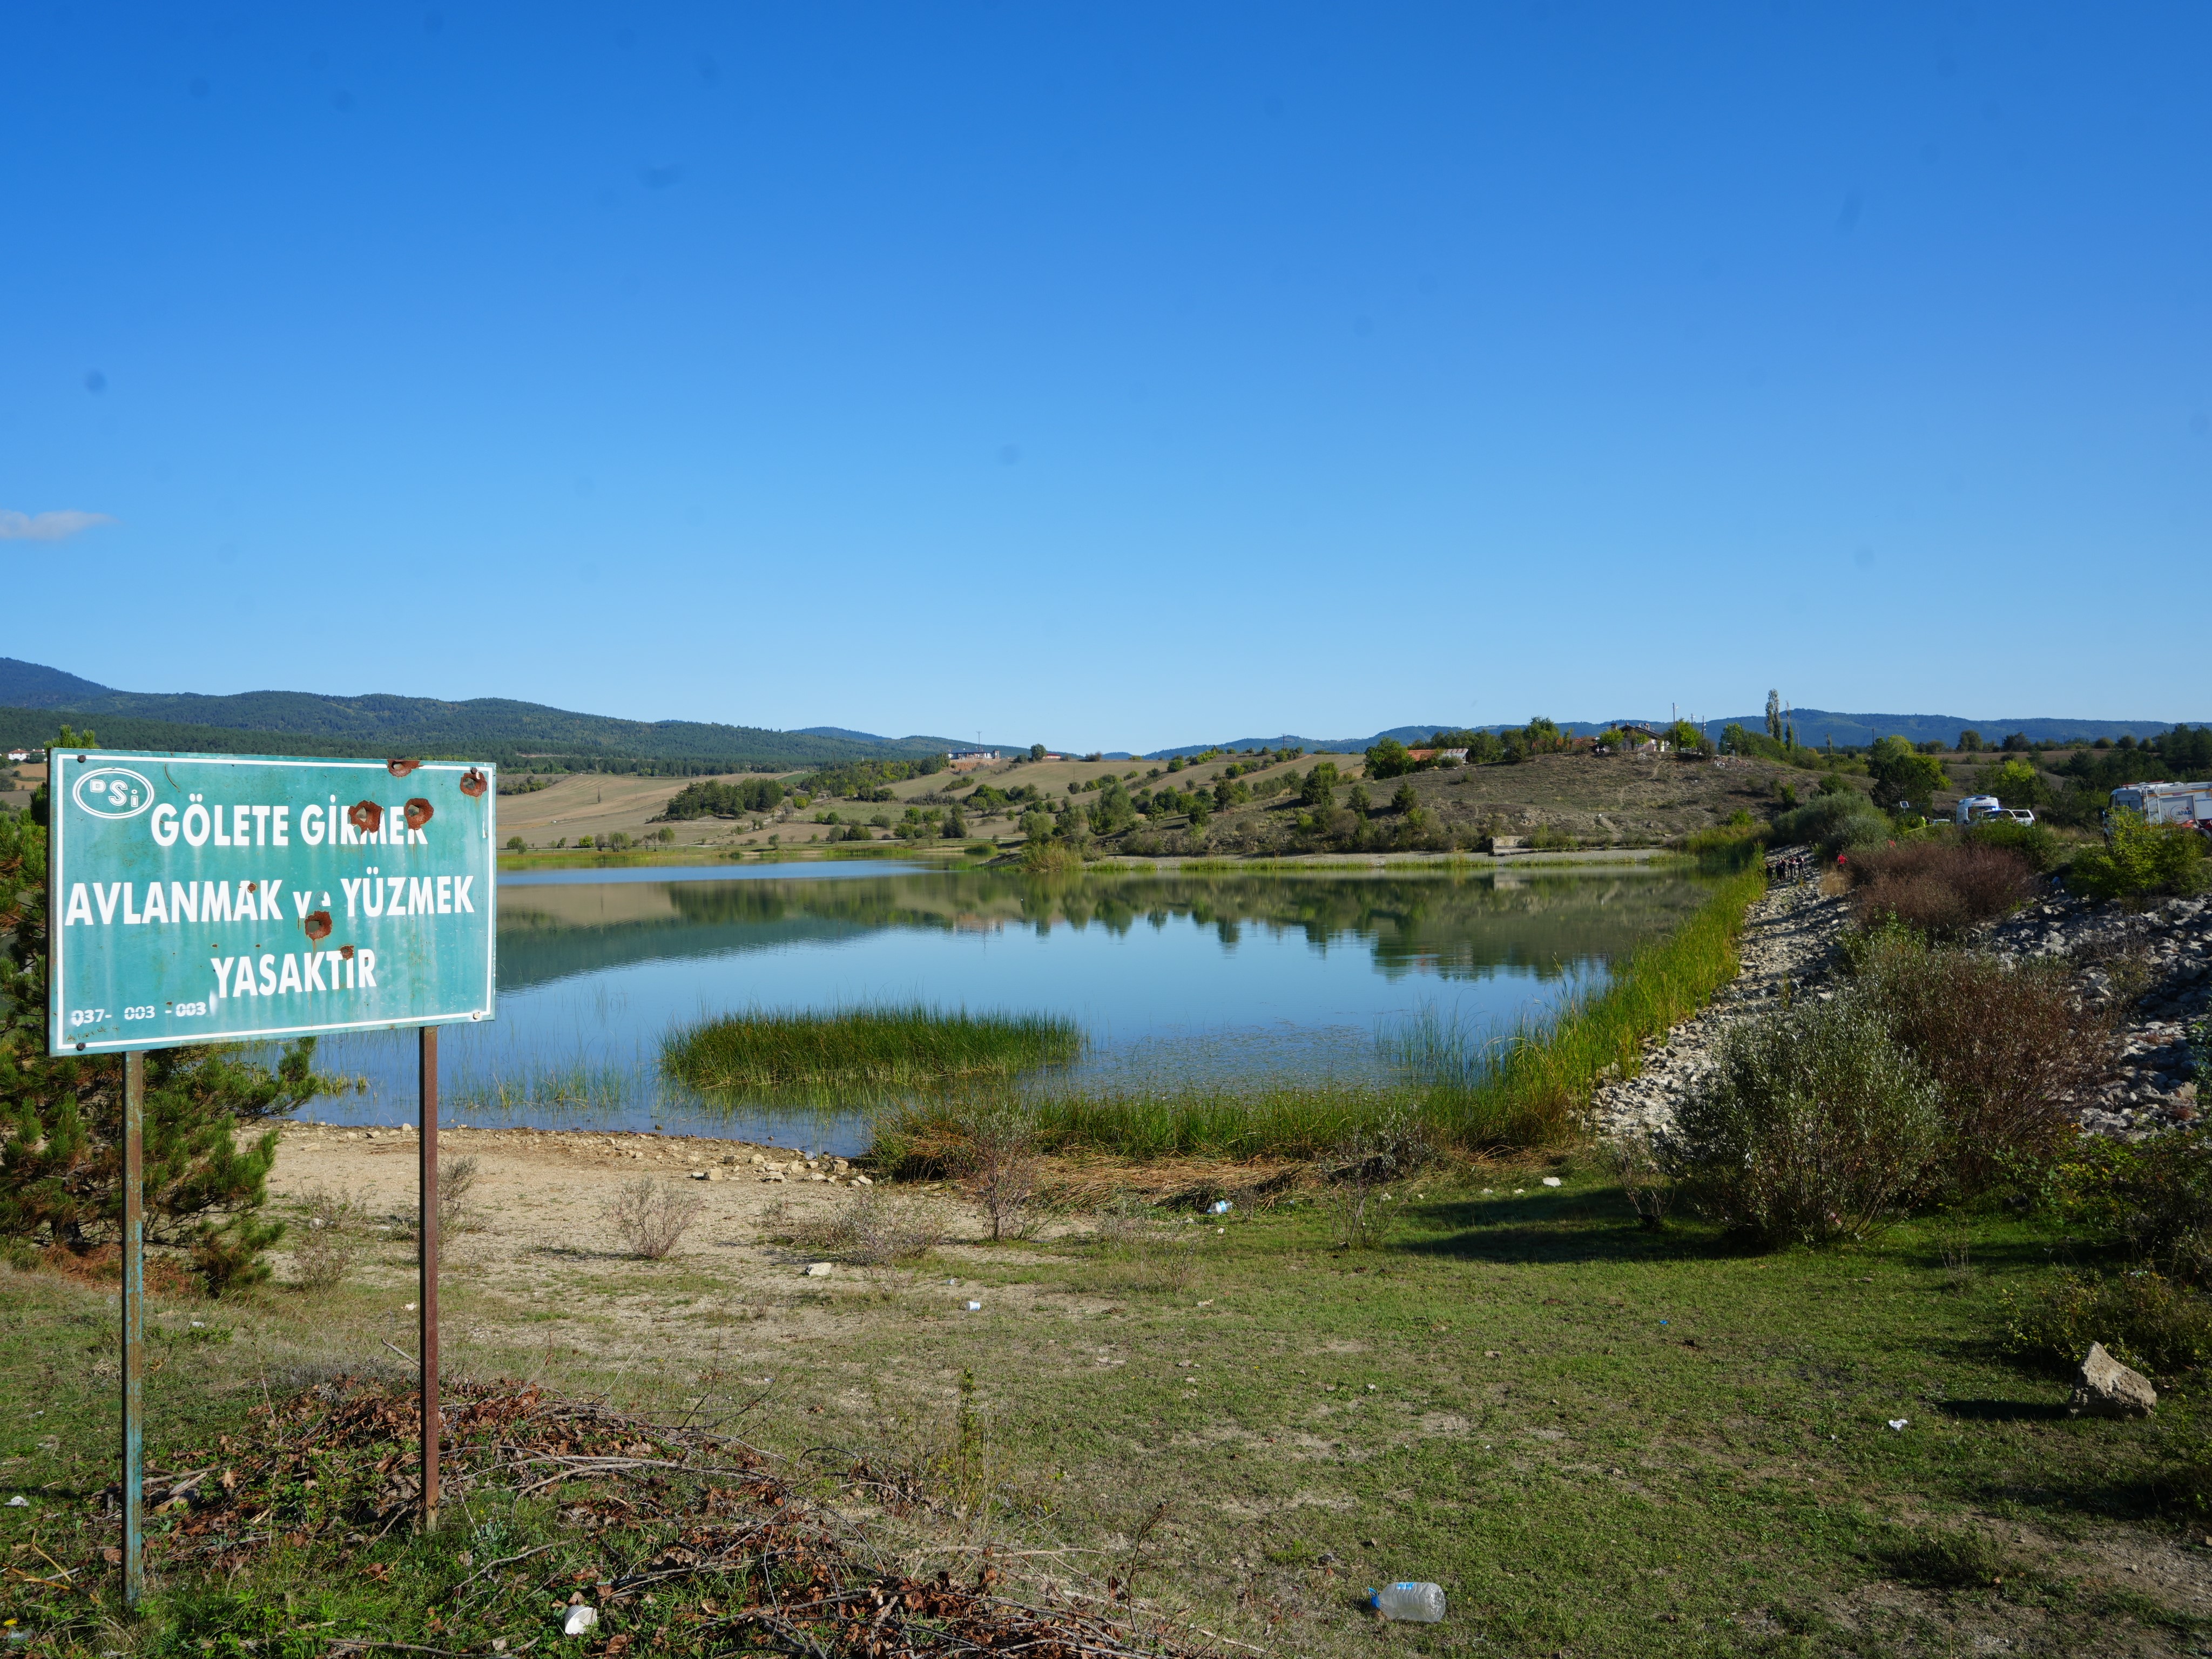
[1210,1200,1232,1215]
[965,1300,983,1312]
[7,1495,28,1507]
[804,1263,833,1278]
[1887,1419,1910,1431]
[1542,1177,1563,1188]
[563,1606,598,1637]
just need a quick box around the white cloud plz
[0,510,116,541]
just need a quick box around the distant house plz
[946,750,1001,774]
[1406,747,1469,764]
[6,749,35,764]
[1601,725,1668,755]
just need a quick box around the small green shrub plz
[193,1213,285,1296]
[1657,994,1944,1243]
[2002,1268,2212,1380]
[2058,1127,2212,1286]
[1771,790,1890,857]
[2069,808,2209,901]
[1964,817,2059,872]
[1684,821,1764,860]
[289,1188,368,1293]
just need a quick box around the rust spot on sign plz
[460,768,488,799]
[304,911,332,942]
[349,801,383,835]
[403,797,434,832]
[386,758,422,779]
[339,943,355,960]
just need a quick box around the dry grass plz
[782,1187,946,1265]
[1846,840,2039,939]
[289,1188,372,1293]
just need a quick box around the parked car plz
[2005,808,2036,826]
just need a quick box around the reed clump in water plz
[663,1004,1083,1092]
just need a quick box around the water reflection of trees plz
[495,868,1710,990]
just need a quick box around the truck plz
[2109,781,2212,834]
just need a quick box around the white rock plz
[2070,1343,2158,1418]
[804,1262,834,1278]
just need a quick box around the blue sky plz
[4,3,2206,751]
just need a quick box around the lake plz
[304,858,1714,1152]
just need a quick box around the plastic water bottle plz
[1369,1582,1446,1622]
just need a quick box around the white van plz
[1953,794,2004,825]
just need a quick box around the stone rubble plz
[1591,875,2210,1143]
[1981,893,2209,1137]
[277,1121,868,1183]
[1591,876,1851,1139]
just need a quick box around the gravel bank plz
[1590,875,2210,1143]
[1590,875,1850,1139]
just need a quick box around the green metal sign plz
[48,751,497,1055]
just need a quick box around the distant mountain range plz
[0,659,1024,773]
[0,656,2191,772]
[1155,710,2195,757]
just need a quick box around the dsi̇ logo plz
[72,766,156,820]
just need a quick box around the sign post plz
[49,751,497,1599]
[419,1025,440,1529]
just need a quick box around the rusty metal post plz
[419,1025,440,1530]
[120,1049,145,1608]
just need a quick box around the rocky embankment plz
[1591,877,1851,1138]
[1590,878,2210,1143]
[1982,894,2209,1135]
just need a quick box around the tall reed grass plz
[871,866,1768,1166]
[446,1062,630,1114]
[663,1004,1083,1092]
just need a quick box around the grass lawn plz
[6,1158,2208,1656]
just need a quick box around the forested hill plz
[0,658,1002,775]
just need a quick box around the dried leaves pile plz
[98,1378,1196,1659]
